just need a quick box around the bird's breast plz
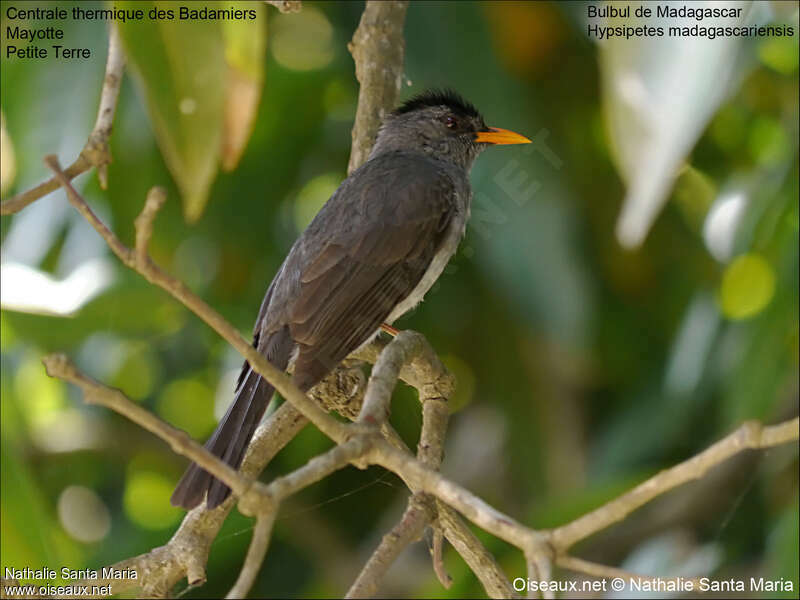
[385,210,467,324]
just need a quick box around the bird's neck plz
[368,140,475,172]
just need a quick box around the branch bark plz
[347,0,409,174]
[264,0,301,12]
[41,353,248,498]
[548,418,800,551]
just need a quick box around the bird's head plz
[370,89,531,169]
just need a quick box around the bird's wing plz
[274,152,457,390]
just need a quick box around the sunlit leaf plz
[220,2,266,171]
[110,344,161,401]
[720,253,776,319]
[157,377,216,437]
[748,116,791,166]
[123,471,182,530]
[14,353,66,431]
[758,36,799,75]
[116,1,226,222]
[270,6,335,71]
[673,165,717,231]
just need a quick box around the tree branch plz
[43,155,352,447]
[347,496,434,598]
[347,0,409,174]
[225,513,275,599]
[548,417,800,550]
[1,24,123,215]
[41,354,249,498]
[347,333,449,597]
[263,0,301,13]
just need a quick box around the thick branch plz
[358,330,419,426]
[1,24,123,214]
[264,0,301,12]
[348,334,515,598]
[347,0,409,174]
[347,335,448,598]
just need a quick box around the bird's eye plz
[443,115,458,129]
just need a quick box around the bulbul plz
[171,89,531,510]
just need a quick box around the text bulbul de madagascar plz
[587,4,795,40]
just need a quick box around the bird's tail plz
[170,368,274,509]
[170,328,293,510]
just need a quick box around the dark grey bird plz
[171,89,531,510]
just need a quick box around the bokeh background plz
[1,1,798,598]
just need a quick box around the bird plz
[171,89,531,510]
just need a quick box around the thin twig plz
[134,186,167,263]
[225,513,276,599]
[346,497,433,598]
[371,441,540,549]
[549,417,800,550]
[377,425,516,598]
[88,23,125,189]
[43,155,133,263]
[431,528,452,589]
[268,437,373,501]
[41,353,248,497]
[1,24,124,214]
[43,155,352,447]
[347,335,455,597]
[435,503,517,598]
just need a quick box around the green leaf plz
[116,1,226,222]
[220,2,266,171]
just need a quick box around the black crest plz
[393,88,482,120]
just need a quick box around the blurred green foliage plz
[1,1,797,598]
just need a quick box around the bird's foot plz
[380,323,399,337]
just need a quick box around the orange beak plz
[474,127,532,145]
